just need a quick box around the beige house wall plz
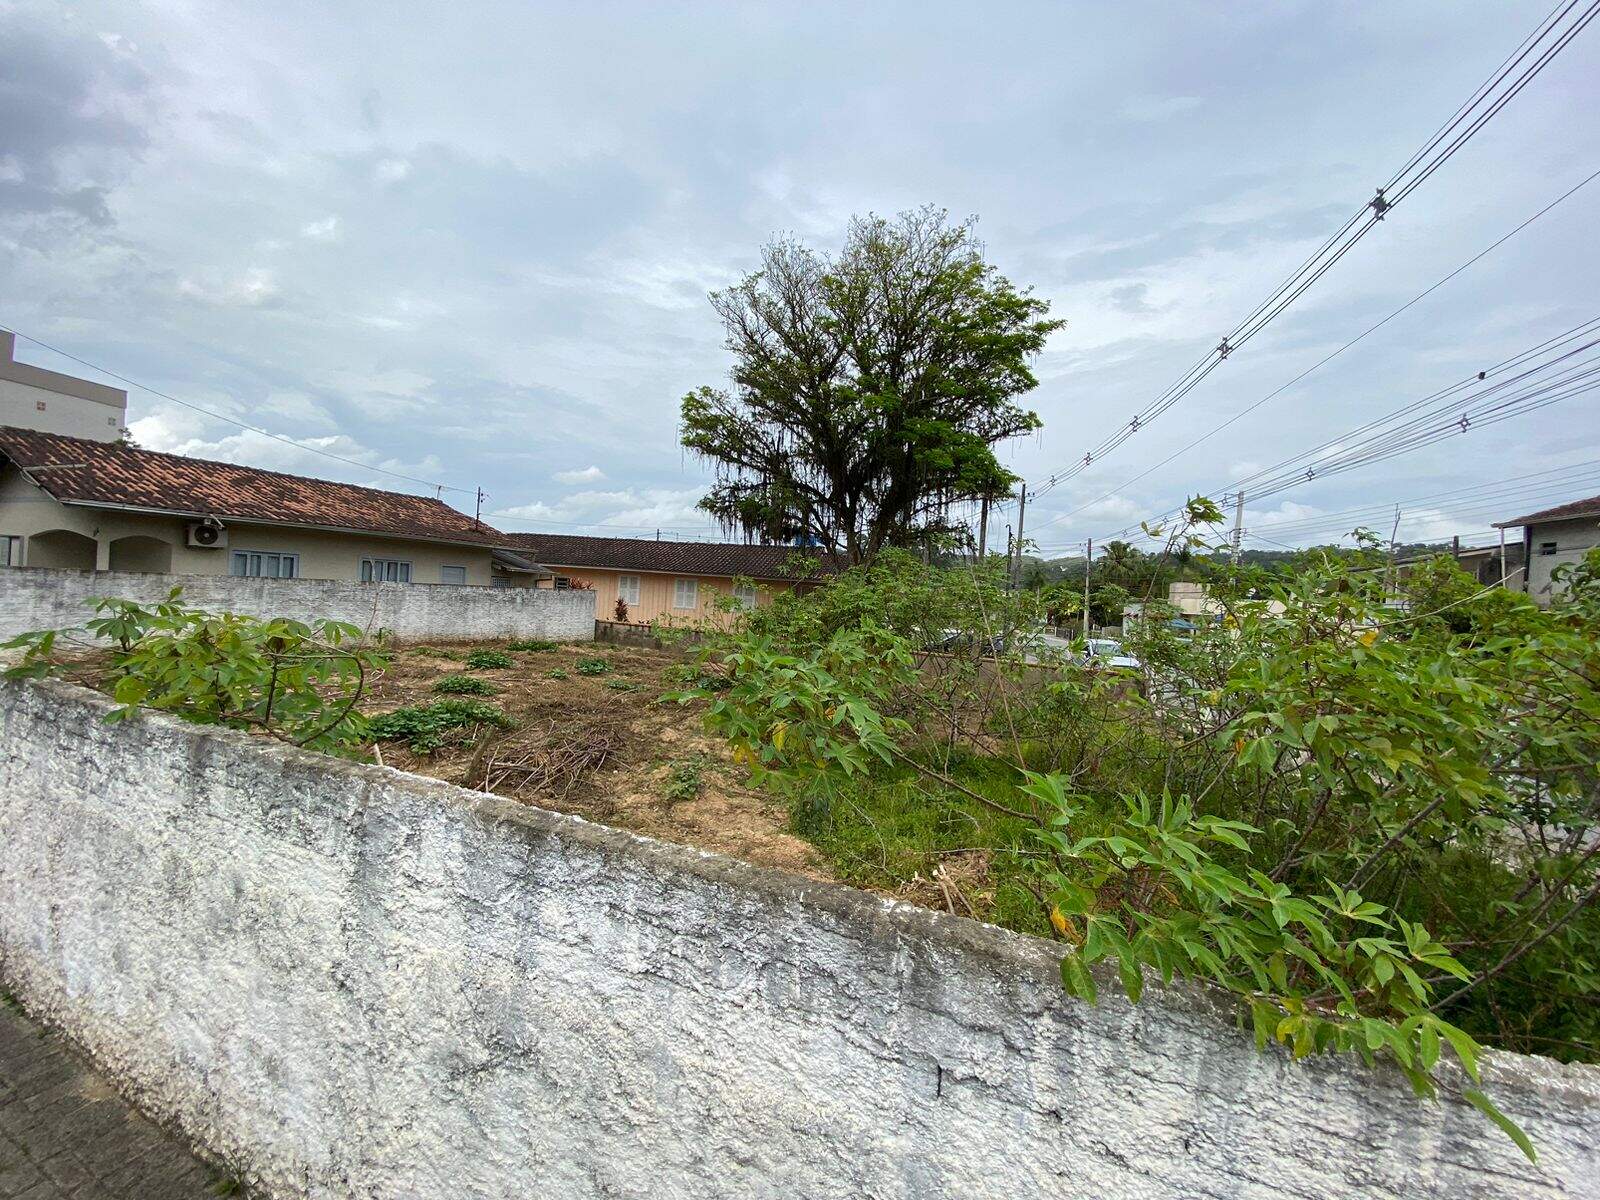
[538,564,793,626]
[0,467,498,584]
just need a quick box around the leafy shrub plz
[411,645,461,660]
[507,638,558,653]
[575,657,611,676]
[1,590,384,756]
[663,755,707,802]
[366,698,514,753]
[604,677,641,692]
[464,649,514,670]
[432,674,499,696]
[546,669,569,680]
[669,514,1600,1156]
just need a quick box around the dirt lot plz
[364,640,832,881]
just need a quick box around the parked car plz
[1082,638,1142,671]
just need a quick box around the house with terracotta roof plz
[0,426,548,588]
[1495,492,1600,607]
[504,532,830,625]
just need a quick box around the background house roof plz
[503,532,833,580]
[1495,493,1600,529]
[0,425,514,548]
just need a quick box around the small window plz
[733,581,758,610]
[440,565,467,585]
[1,535,23,567]
[230,551,298,578]
[553,575,572,590]
[1538,541,1558,557]
[673,577,698,609]
[617,574,641,605]
[360,558,412,583]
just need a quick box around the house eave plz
[53,497,516,552]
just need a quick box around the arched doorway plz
[25,529,96,570]
[108,534,174,574]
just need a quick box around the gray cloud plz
[1,0,1595,547]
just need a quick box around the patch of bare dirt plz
[365,640,831,881]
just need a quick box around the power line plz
[1030,0,1598,496]
[1,323,473,495]
[1025,164,1600,540]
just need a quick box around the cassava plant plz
[2,589,385,755]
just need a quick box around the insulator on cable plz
[1459,415,1471,432]
[1370,188,1391,220]
[1217,337,1232,360]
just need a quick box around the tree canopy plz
[681,207,1062,564]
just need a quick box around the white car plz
[1082,638,1142,670]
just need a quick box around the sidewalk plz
[0,997,234,1200]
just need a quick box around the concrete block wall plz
[0,679,1596,1199]
[0,566,595,644]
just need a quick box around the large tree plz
[681,208,1062,564]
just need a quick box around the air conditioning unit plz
[186,520,229,549]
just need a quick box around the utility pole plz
[474,487,485,531]
[977,497,990,564]
[1012,483,1028,590]
[1498,524,1507,586]
[1082,538,1092,640]
[1229,491,1245,564]
[1384,505,1402,595]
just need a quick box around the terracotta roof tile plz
[0,426,514,548]
[1495,492,1600,528]
[502,532,835,580]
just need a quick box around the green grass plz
[575,657,611,676]
[464,649,514,670]
[410,645,461,661]
[546,669,569,680]
[663,755,707,802]
[366,699,514,753]
[432,673,499,696]
[788,750,1055,935]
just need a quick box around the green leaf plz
[1060,953,1098,1005]
[1463,1089,1536,1164]
[1434,1019,1482,1084]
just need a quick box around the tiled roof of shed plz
[502,532,834,580]
[1495,493,1600,528]
[0,426,514,548]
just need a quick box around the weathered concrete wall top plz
[0,566,595,643]
[0,679,1595,1199]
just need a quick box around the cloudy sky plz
[3,0,1597,554]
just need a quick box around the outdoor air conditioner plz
[186,520,229,549]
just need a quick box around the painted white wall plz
[1,680,1595,1200]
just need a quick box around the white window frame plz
[361,557,413,583]
[230,550,299,579]
[673,577,698,609]
[1,535,23,568]
[440,565,468,585]
[733,581,758,610]
[617,574,641,606]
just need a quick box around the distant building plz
[1495,493,1600,608]
[0,332,127,442]
[1394,542,1525,588]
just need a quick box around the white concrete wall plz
[0,678,1595,1200]
[0,566,595,643]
